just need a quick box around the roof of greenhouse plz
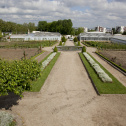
[80,32,112,37]
[112,35,126,41]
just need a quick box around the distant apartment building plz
[84,27,88,32]
[95,26,106,33]
[116,26,126,33]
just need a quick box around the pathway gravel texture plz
[3,40,126,126]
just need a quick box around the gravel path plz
[10,40,126,126]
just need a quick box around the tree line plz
[0,19,84,35]
[0,19,36,34]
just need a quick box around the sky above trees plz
[0,0,126,28]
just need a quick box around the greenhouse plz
[10,32,61,41]
[111,35,126,44]
[78,32,112,41]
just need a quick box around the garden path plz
[11,40,126,126]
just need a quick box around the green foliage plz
[78,41,81,46]
[59,41,62,46]
[82,41,126,50]
[37,19,73,35]
[0,31,2,39]
[0,59,41,96]
[82,46,86,52]
[79,53,126,94]
[74,37,78,42]
[54,46,58,52]
[0,19,36,34]
[61,36,66,42]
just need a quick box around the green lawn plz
[31,52,60,92]
[79,52,126,94]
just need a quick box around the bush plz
[61,36,66,42]
[0,111,16,126]
[59,41,62,46]
[74,37,78,42]
[0,59,41,96]
[82,46,86,52]
[54,46,58,52]
[78,41,81,46]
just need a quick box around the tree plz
[82,46,86,52]
[38,21,48,31]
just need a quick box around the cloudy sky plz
[0,0,126,28]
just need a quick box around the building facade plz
[95,26,106,33]
[116,26,126,33]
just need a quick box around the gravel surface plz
[2,40,126,126]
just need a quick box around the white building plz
[84,27,88,32]
[116,26,126,33]
[10,32,61,41]
[96,26,106,33]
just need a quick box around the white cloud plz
[0,0,126,28]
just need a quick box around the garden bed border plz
[78,53,100,95]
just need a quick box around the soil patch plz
[0,48,40,60]
[99,50,126,70]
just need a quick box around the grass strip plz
[79,52,126,94]
[96,52,126,73]
[30,51,44,60]
[31,52,60,92]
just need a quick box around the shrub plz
[59,41,62,46]
[74,37,78,42]
[0,111,15,126]
[61,36,66,42]
[78,41,81,46]
[82,46,86,52]
[54,46,58,52]
[0,59,41,96]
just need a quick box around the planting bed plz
[0,48,40,60]
[99,50,126,70]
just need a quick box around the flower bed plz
[41,52,57,71]
[83,52,112,83]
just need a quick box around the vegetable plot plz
[83,52,112,83]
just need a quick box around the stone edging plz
[78,53,100,96]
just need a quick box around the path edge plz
[78,53,100,96]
